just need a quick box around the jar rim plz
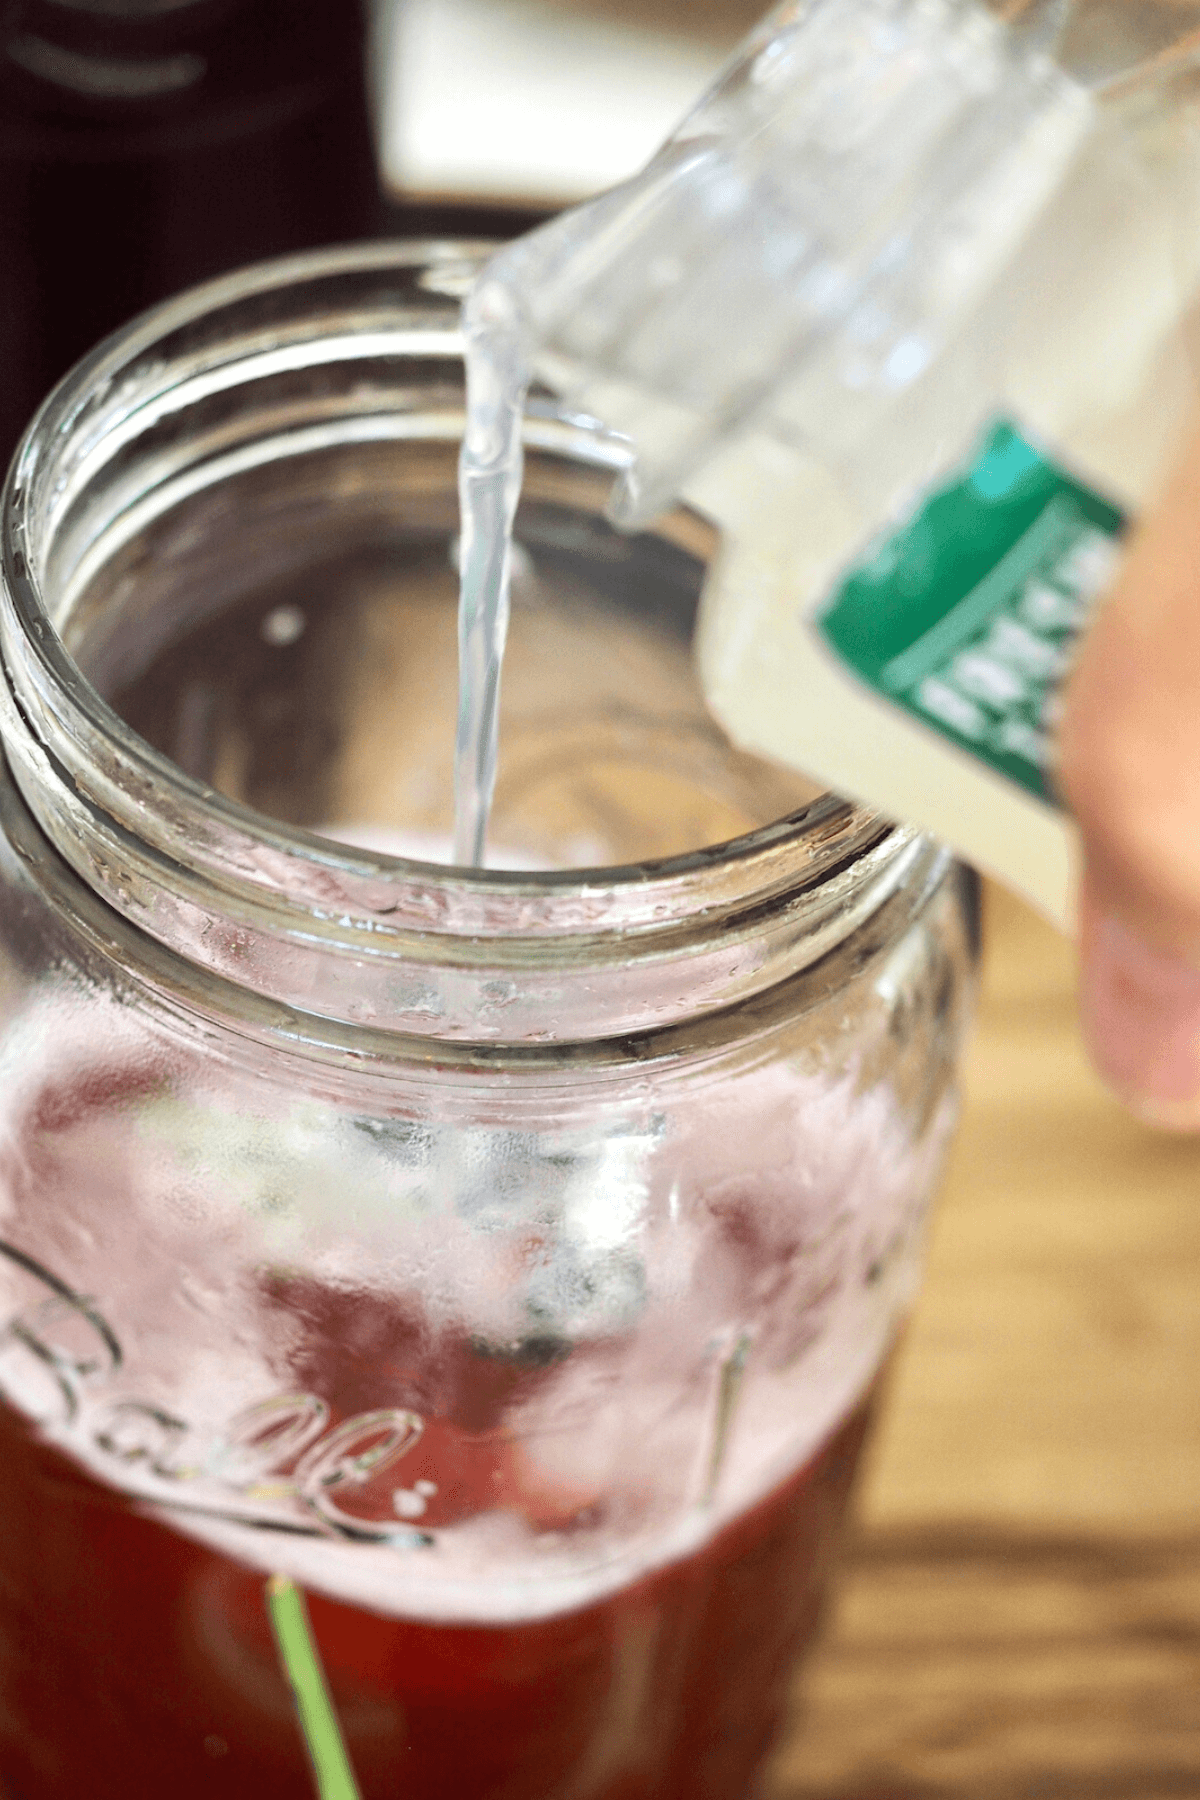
[0,239,927,1044]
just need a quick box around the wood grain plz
[767,882,1200,1799]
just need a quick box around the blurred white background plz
[373,0,766,207]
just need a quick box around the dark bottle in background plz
[0,0,384,468]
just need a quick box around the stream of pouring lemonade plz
[453,277,531,866]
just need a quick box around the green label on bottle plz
[815,419,1128,801]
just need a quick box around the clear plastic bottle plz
[470,0,1200,926]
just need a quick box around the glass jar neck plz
[1,243,940,1047]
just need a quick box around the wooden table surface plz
[768,882,1200,1800]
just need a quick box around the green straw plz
[266,1574,363,1800]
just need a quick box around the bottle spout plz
[607,464,662,534]
[476,0,1097,538]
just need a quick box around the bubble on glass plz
[260,605,306,647]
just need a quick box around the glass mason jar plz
[0,243,975,1799]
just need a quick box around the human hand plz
[1059,425,1200,1128]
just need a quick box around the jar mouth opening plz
[1,239,889,897]
[0,239,924,1043]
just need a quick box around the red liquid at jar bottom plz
[0,1389,876,1800]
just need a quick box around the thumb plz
[1058,425,1200,1128]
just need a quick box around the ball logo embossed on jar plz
[295,1410,426,1540]
[0,1240,433,1540]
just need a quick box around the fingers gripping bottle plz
[466,0,1200,928]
